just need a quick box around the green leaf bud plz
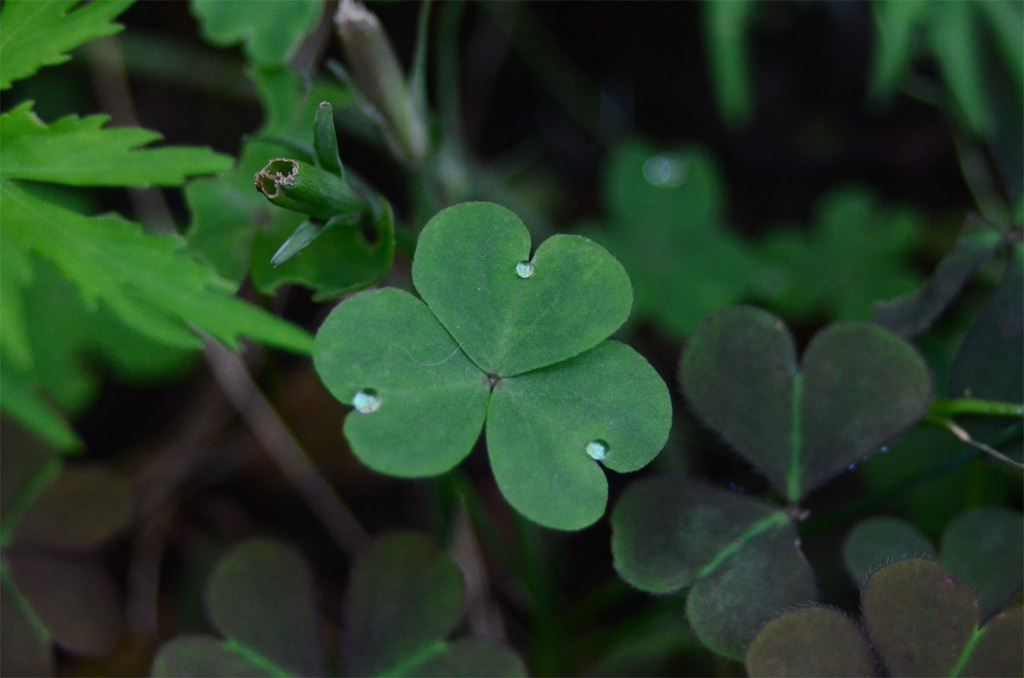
[254,158,365,221]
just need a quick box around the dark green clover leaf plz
[152,539,325,677]
[315,202,672,530]
[611,477,817,660]
[746,606,875,678]
[873,216,1004,338]
[576,141,756,338]
[747,559,1023,677]
[940,507,1024,620]
[753,186,923,322]
[841,516,936,586]
[343,532,526,677]
[947,248,1023,461]
[680,306,932,502]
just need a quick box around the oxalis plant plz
[1,0,1022,676]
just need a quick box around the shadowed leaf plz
[151,636,281,678]
[680,306,932,500]
[398,638,528,678]
[7,551,121,657]
[0,572,54,677]
[842,516,936,586]
[13,466,132,551]
[746,606,874,677]
[343,532,464,677]
[862,558,978,677]
[940,507,1024,619]
[204,539,324,677]
[959,606,1024,677]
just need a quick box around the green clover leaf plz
[680,306,933,501]
[314,202,672,530]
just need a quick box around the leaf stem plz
[923,414,1024,471]
[203,339,368,557]
[927,398,1024,419]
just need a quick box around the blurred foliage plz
[0,0,1021,676]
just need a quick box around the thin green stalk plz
[927,398,1024,419]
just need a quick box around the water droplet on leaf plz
[353,389,381,413]
[642,154,687,188]
[585,440,608,461]
[515,261,534,278]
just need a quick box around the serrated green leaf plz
[0,0,133,90]
[204,540,324,677]
[414,202,632,377]
[486,341,671,530]
[940,508,1024,619]
[1,181,314,356]
[313,288,490,478]
[754,186,923,321]
[680,306,932,501]
[577,141,755,337]
[344,532,465,677]
[746,607,875,678]
[841,516,936,587]
[0,102,232,187]
[190,0,323,68]
[862,558,979,677]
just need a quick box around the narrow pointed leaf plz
[873,216,1003,337]
[312,102,344,178]
[270,220,326,267]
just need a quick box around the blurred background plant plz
[0,0,1020,675]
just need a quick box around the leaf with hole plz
[679,306,932,501]
[314,202,671,529]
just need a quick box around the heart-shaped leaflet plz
[413,202,633,377]
[679,306,932,501]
